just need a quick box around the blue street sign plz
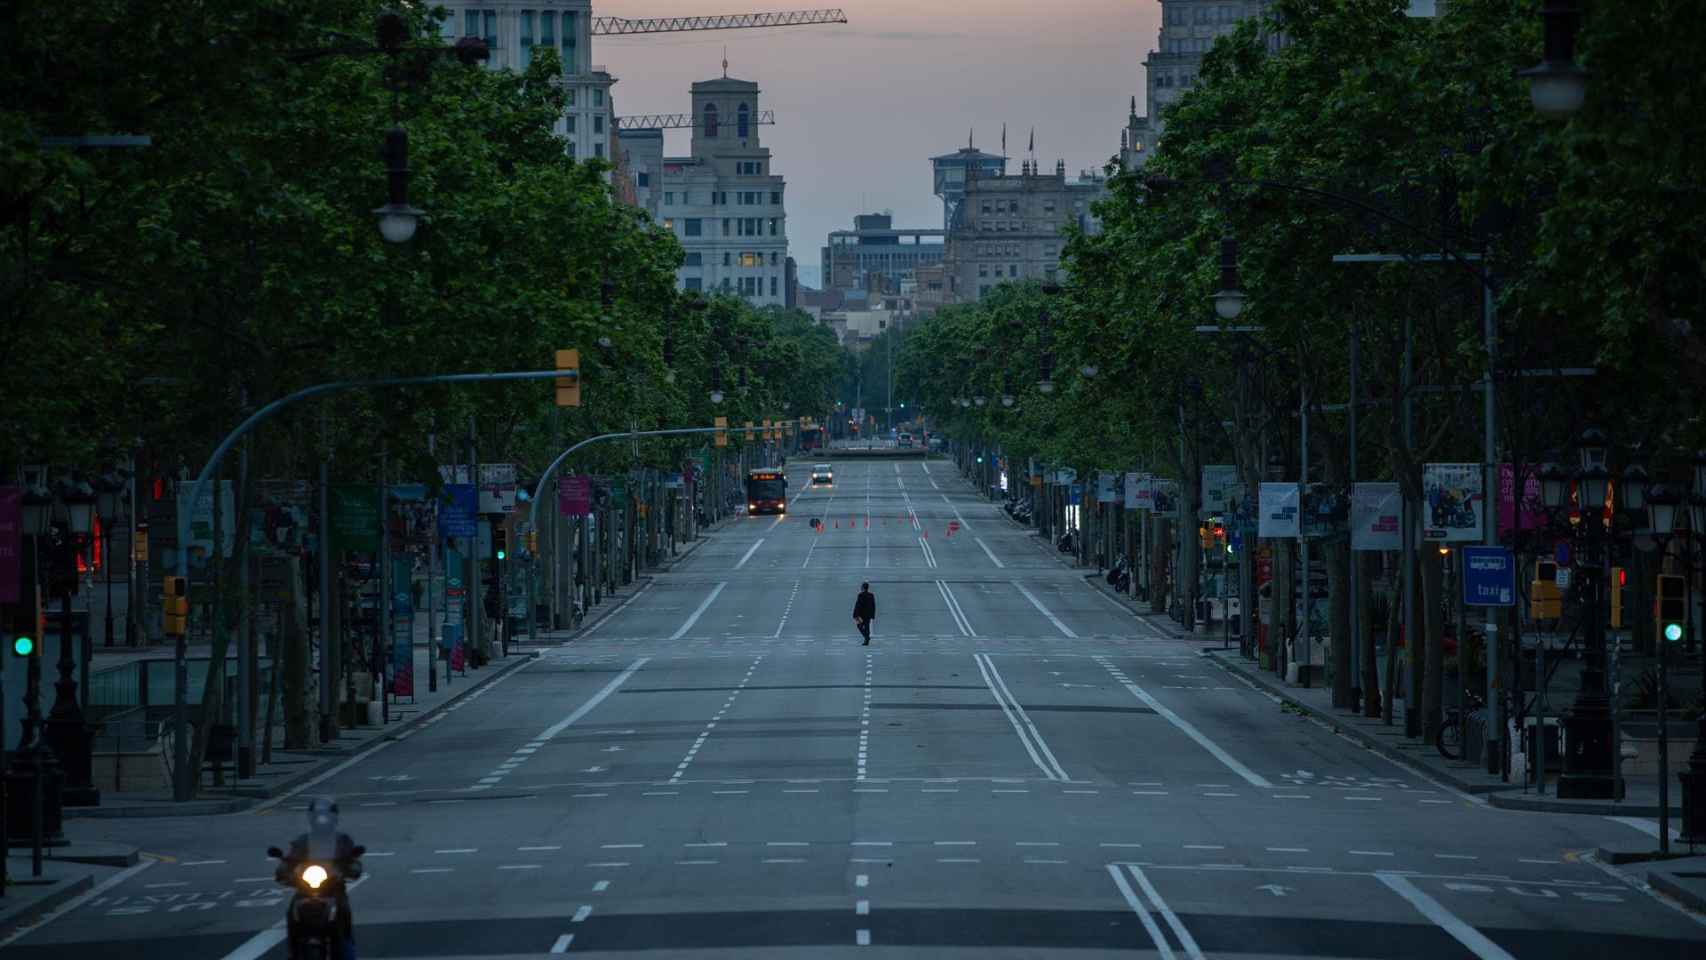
[1462,545,1517,607]
[1554,540,1571,567]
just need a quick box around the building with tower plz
[940,158,1106,305]
[821,214,945,294]
[656,75,790,306]
[931,145,1008,230]
[1121,2,1273,169]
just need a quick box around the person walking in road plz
[853,581,876,646]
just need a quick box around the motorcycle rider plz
[275,797,363,960]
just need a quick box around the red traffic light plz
[1617,568,1627,587]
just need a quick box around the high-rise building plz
[620,127,665,220]
[931,146,1008,230]
[941,159,1106,304]
[658,76,789,306]
[437,3,616,166]
[1122,2,1272,169]
[822,214,945,294]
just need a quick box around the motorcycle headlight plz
[302,864,329,889]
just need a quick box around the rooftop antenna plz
[722,46,728,78]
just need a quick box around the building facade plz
[821,214,945,293]
[1122,1,1272,169]
[438,2,615,165]
[657,77,789,306]
[931,147,1008,230]
[941,160,1107,304]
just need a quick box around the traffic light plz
[1657,574,1686,645]
[762,418,772,442]
[555,349,581,407]
[1609,566,1625,629]
[163,575,189,636]
[1530,560,1562,620]
[745,421,755,442]
[10,633,35,658]
[525,529,539,555]
[714,416,728,448]
[495,527,508,561]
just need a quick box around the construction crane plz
[617,110,775,131]
[592,9,847,36]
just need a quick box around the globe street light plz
[1519,0,1588,118]
[1211,234,1247,321]
[374,126,424,244]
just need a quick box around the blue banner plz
[439,484,477,538]
[442,545,465,671]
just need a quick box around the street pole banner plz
[1200,465,1239,516]
[252,481,311,558]
[1123,472,1143,509]
[1422,462,1485,541]
[558,475,592,517]
[443,547,465,672]
[1096,472,1117,504]
[438,484,477,538]
[1258,482,1300,538]
[330,485,381,554]
[478,463,518,514]
[1350,482,1402,551]
[180,479,237,563]
[0,486,20,603]
[1151,480,1179,516]
[390,555,414,697]
[1129,474,1155,511]
[1497,463,1544,537]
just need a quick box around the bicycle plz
[1435,691,1486,760]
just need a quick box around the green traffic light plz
[1664,622,1684,643]
[496,550,506,561]
[12,635,34,657]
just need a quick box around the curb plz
[1201,648,1514,796]
[1489,792,1684,817]
[1650,869,1706,913]
[0,872,93,938]
[69,650,541,820]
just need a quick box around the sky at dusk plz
[592,1,1162,285]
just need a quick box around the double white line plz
[1106,863,1204,960]
[975,652,1069,782]
[936,580,973,635]
[919,536,938,568]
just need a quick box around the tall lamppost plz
[5,484,67,849]
[44,478,100,807]
[1679,451,1706,843]
[93,470,127,648]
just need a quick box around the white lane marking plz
[856,874,870,886]
[941,493,971,530]
[499,864,543,870]
[856,929,871,946]
[670,583,728,640]
[1099,662,1272,789]
[0,857,153,948]
[146,882,189,888]
[1349,850,1395,857]
[577,578,657,638]
[180,860,226,866]
[520,845,562,851]
[593,880,611,892]
[856,899,870,915]
[1377,872,1517,960]
[974,537,1005,568]
[852,842,892,847]
[1435,854,1478,860]
[735,538,765,569]
[1013,581,1077,638]
[1107,864,1175,960]
[980,653,1070,781]
[1100,843,1144,849]
[685,842,728,848]
[533,656,650,742]
[1267,847,1310,853]
[1127,865,1205,960]
[936,580,975,636]
[216,920,289,960]
[550,934,574,953]
[572,904,593,923]
[919,535,937,568]
[436,848,478,854]
[601,843,644,849]
[411,867,454,874]
[974,653,1067,782]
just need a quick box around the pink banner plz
[1498,464,1543,536]
[558,475,592,516]
[0,487,19,603]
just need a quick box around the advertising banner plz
[390,484,433,546]
[1422,463,1485,541]
[1258,483,1300,538]
[390,555,414,697]
[251,481,311,558]
[478,463,518,514]
[180,480,237,562]
[1498,463,1544,536]
[1152,481,1179,516]
[1201,465,1239,516]
[1351,483,1402,551]
[438,484,477,538]
[1301,484,1349,540]
[443,547,465,672]
[1096,472,1117,504]
[330,485,380,554]
[0,486,19,603]
[1127,474,1154,510]
[558,476,592,517]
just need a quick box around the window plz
[769,218,778,236]
[1009,200,1019,213]
[684,277,702,291]
[593,115,603,133]
[721,278,731,291]
[771,277,778,297]
[664,192,674,206]
[593,142,603,158]
[704,103,719,137]
[724,252,732,266]
[722,218,731,236]
[740,252,760,267]
[541,11,554,47]
[770,252,779,266]
[1043,199,1055,214]
[637,171,649,187]
[981,201,992,214]
[566,89,576,106]
[978,265,988,278]
[563,11,577,71]
[662,218,673,230]
[484,10,497,47]
[1009,265,1018,277]
[770,191,781,205]
[565,116,576,133]
[520,11,534,67]
[685,219,702,237]
[593,89,603,106]
[684,252,702,266]
[737,103,750,138]
[465,10,479,36]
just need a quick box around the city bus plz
[745,468,788,515]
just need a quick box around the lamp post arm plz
[528,426,735,519]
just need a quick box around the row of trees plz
[900,0,1706,733]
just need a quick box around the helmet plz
[306,797,340,832]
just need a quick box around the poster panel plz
[1498,464,1544,536]
[1351,482,1402,551]
[330,485,380,554]
[1124,472,1143,509]
[1096,472,1118,503]
[1201,465,1239,515]
[390,555,414,697]
[1258,483,1300,538]
[1422,462,1485,541]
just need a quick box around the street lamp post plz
[45,478,100,807]
[1556,429,1620,799]
[5,485,67,851]
[1680,451,1706,844]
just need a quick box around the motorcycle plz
[1056,531,1075,553]
[269,842,365,960]
[1106,554,1131,593]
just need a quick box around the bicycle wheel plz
[1436,714,1463,760]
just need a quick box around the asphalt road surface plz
[11,458,1706,958]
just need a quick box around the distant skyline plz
[593,1,1162,285]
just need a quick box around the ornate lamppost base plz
[4,749,69,848]
[1681,762,1706,844]
[1558,711,1621,800]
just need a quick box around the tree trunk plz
[1272,538,1295,676]
[187,474,253,795]
[1326,540,1352,707]
[1150,518,1170,615]
[1360,553,1382,718]
[281,554,311,749]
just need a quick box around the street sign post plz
[1462,545,1516,607]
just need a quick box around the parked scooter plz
[1057,531,1075,553]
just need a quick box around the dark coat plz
[853,589,876,621]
